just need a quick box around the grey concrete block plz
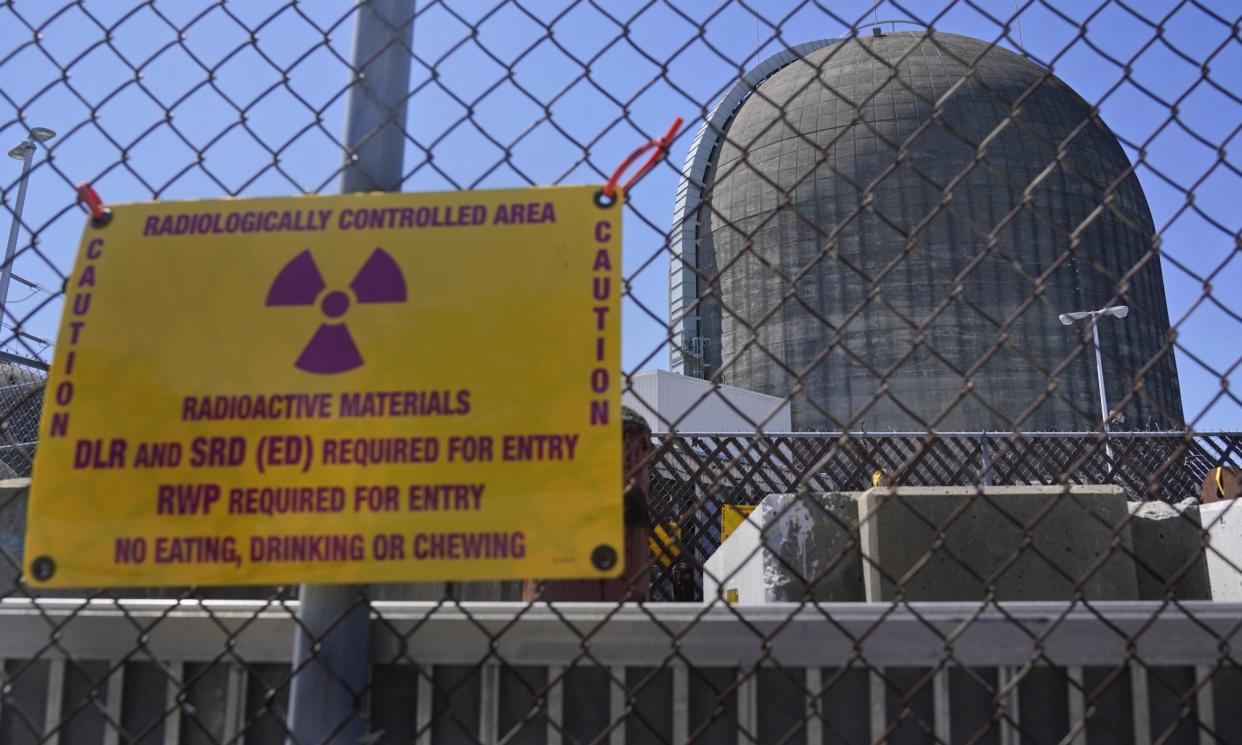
[0,478,30,592]
[858,485,1138,601]
[704,492,864,603]
[1202,499,1242,601]
[1127,499,1210,600]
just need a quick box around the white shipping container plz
[621,370,791,433]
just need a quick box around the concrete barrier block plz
[0,478,31,591]
[1202,500,1242,601]
[703,492,864,603]
[1127,499,1210,600]
[858,485,1137,601]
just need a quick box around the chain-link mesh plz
[0,354,43,479]
[2,0,1242,743]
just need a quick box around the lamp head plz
[29,127,55,142]
[1102,305,1129,319]
[7,143,33,160]
[1058,311,1092,325]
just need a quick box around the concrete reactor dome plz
[684,31,1182,431]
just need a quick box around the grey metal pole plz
[338,0,415,194]
[1091,322,1108,429]
[285,3,413,744]
[0,143,34,332]
[979,431,992,487]
[1091,320,1114,463]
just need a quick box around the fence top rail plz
[8,597,1242,616]
[2,599,1239,668]
[654,431,1241,438]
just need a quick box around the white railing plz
[1,600,1237,744]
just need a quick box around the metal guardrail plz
[1,599,1238,744]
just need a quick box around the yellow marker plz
[25,186,623,587]
[725,588,739,604]
[650,522,681,567]
[871,469,884,487]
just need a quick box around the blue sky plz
[1,0,1239,430]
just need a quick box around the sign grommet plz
[30,555,55,582]
[591,544,617,571]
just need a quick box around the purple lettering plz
[227,486,346,515]
[373,533,405,560]
[188,437,246,467]
[447,436,493,463]
[249,533,364,563]
[353,484,400,512]
[501,434,578,461]
[114,536,146,564]
[411,531,525,560]
[407,483,485,511]
[50,411,69,437]
[156,483,219,514]
[157,485,173,513]
[592,247,611,271]
[154,535,239,565]
[591,368,608,393]
[133,441,182,467]
[73,438,127,469]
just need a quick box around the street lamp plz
[1059,304,1129,460]
[2,126,55,345]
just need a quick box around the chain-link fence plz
[3,0,1242,743]
[0,353,43,480]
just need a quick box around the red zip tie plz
[600,117,684,203]
[76,182,112,227]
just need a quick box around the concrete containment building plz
[670,31,1183,432]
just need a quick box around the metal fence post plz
[979,431,992,487]
[285,2,414,743]
[1,140,34,331]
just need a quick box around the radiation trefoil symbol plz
[265,248,406,374]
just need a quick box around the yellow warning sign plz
[25,186,622,587]
[720,504,756,544]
